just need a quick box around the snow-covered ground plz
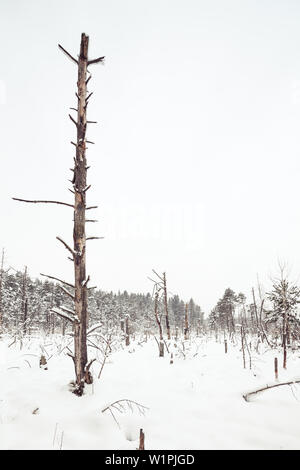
[1,334,300,450]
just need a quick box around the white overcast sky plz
[1,0,300,313]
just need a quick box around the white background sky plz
[1,0,300,313]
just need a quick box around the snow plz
[1,334,300,450]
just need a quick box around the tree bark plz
[72,33,89,395]
[163,272,171,340]
[139,429,145,450]
[274,357,278,380]
[154,292,164,357]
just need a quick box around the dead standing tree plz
[149,269,170,340]
[22,266,28,335]
[184,302,189,340]
[154,291,164,357]
[13,33,104,396]
[163,272,171,340]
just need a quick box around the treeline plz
[0,268,204,337]
[208,281,300,350]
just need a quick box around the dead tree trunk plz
[139,429,145,450]
[274,357,278,380]
[154,292,164,357]
[22,266,28,335]
[68,33,104,394]
[163,272,171,340]
[13,33,104,396]
[184,303,189,340]
[72,33,90,394]
[241,325,246,369]
[252,287,260,338]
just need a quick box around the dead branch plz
[51,308,77,323]
[60,305,76,316]
[12,198,74,208]
[56,237,75,256]
[243,379,300,401]
[58,44,78,64]
[102,399,149,415]
[152,269,164,282]
[68,114,78,127]
[87,323,103,336]
[40,273,75,289]
[67,352,75,363]
[88,56,105,65]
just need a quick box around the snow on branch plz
[87,323,103,336]
[51,308,79,323]
[59,285,75,300]
[60,306,76,316]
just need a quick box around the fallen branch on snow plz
[243,379,300,401]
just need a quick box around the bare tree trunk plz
[138,429,145,450]
[229,302,235,334]
[72,33,89,394]
[184,303,189,340]
[252,287,260,338]
[22,266,28,335]
[241,326,246,369]
[163,272,170,340]
[154,292,164,357]
[274,357,278,380]
[287,320,290,346]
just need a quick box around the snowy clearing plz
[1,334,300,450]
